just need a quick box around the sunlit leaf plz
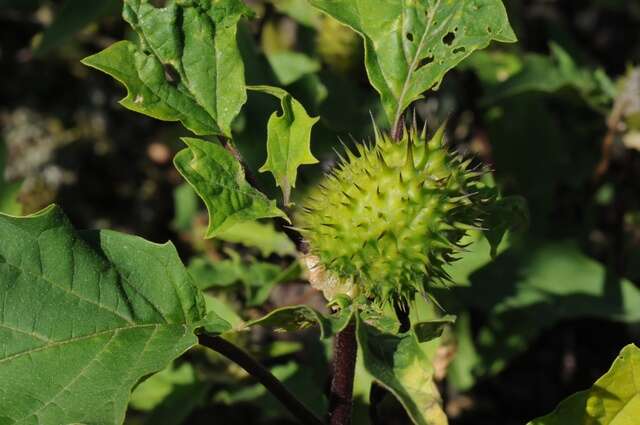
[309,0,516,125]
[0,205,213,425]
[356,313,448,425]
[82,0,251,136]
[173,137,287,238]
[248,85,319,205]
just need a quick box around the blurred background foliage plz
[1,0,640,424]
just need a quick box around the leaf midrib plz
[393,0,442,128]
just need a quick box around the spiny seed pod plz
[297,125,496,304]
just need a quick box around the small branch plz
[328,319,358,425]
[199,334,323,425]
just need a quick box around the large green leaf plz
[248,86,319,205]
[82,0,251,136]
[528,344,640,425]
[173,137,287,238]
[356,313,448,425]
[0,205,209,425]
[0,139,22,216]
[309,0,516,125]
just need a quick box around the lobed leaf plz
[0,205,215,425]
[82,0,251,136]
[173,137,288,238]
[248,85,319,205]
[528,344,640,425]
[309,0,516,126]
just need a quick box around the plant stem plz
[199,334,323,425]
[328,319,358,425]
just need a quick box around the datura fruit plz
[298,125,496,304]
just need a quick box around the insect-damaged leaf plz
[0,205,221,425]
[248,85,319,205]
[82,0,251,136]
[173,137,288,238]
[309,0,516,126]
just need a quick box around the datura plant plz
[300,125,494,305]
[0,1,539,425]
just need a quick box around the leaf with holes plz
[308,0,516,126]
[0,205,216,425]
[528,344,640,425]
[82,0,251,136]
[173,137,288,238]
[248,86,319,205]
[356,313,447,425]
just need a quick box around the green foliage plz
[82,0,251,136]
[173,137,287,238]
[356,313,448,425]
[248,304,353,339]
[478,43,616,111]
[248,85,319,205]
[440,239,640,381]
[216,220,296,257]
[528,344,640,425]
[309,0,516,125]
[0,205,210,425]
[189,254,300,306]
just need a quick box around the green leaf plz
[216,220,296,257]
[267,51,321,86]
[483,43,616,112]
[129,362,210,425]
[129,362,197,411]
[248,305,352,339]
[173,137,287,238]
[171,183,200,232]
[528,344,640,425]
[308,0,516,126]
[0,139,22,216]
[413,315,456,343]
[248,85,319,205]
[356,313,447,425]
[203,294,244,330]
[269,0,322,27]
[33,0,120,56]
[0,205,208,425]
[82,0,251,136]
[189,254,301,307]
